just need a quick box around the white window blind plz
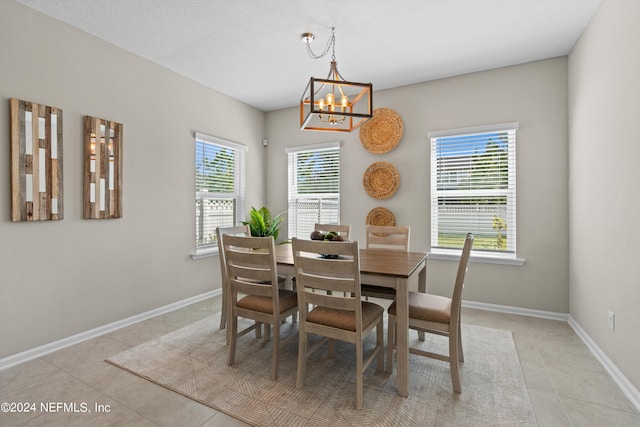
[429,123,518,256]
[195,132,246,251]
[287,142,340,239]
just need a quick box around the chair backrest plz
[314,223,351,240]
[292,237,362,326]
[365,225,410,251]
[222,234,280,311]
[216,225,250,287]
[450,233,474,326]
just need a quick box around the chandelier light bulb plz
[326,93,334,106]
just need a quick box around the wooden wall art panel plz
[83,116,123,219]
[10,98,64,221]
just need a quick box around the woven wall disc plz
[359,108,403,154]
[366,207,396,227]
[362,161,400,199]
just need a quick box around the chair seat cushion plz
[237,289,297,314]
[307,301,383,332]
[388,291,452,324]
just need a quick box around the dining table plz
[274,243,428,398]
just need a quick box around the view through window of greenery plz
[195,136,245,249]
[288,145,340,239]
[430,125,516,254]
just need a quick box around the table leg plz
[418,263,426,293]
[396,277,409,397]
[418,262,426,341]
[285,273,297,323]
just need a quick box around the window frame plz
[428,123,524,265]
[193,132,247,257]
[286,141,341,240]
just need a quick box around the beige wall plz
[0,1,266,358]
[569,0,640,389]
[266,58,570,313]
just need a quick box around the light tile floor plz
[1,296,638,426]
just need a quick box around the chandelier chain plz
[305,27,337,61]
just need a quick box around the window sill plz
[190,248,218,260]
[428,250,525,266]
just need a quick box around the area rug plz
[106,315,537,426]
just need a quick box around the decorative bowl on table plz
[310,230,345,259]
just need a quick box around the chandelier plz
[299,27,373,132]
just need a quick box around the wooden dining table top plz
[274,244,428,278]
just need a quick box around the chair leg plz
[272,320,280,381]
[225,304,233,347]
[449,328,461,393]
[328,338,336,358]
[263,323,271,342]
[220,288,227,329]
[255,322,262,339]
[458,323,464,363]
[296,330,307,389]
[356,339,363,411]
[376,319,384,372]
[386,314,395,374]
[227,313,238,366]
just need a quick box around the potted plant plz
[242,207,285,240]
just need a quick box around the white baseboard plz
[462,299,569,321]
[0,290,220,371]
[567,315,640,412]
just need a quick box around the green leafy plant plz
[492,216,507,251]
[242,207,285,240]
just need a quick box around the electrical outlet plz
[608,310,615,331]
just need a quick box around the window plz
[287,142,340,239]
[429,123,518,258]
[195,132,246,252]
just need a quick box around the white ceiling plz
[17,0,602,112]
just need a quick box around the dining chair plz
[365,224,410,250]
[361,225,411,300]
[217,225,288,330]
[313,223,351,240]
[387,232,474,393]
[222,234,298,381]
[216,225,250,330]
[291,237,384,410]
[291,223,351,288]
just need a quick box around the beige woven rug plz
[106,315,536,426]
